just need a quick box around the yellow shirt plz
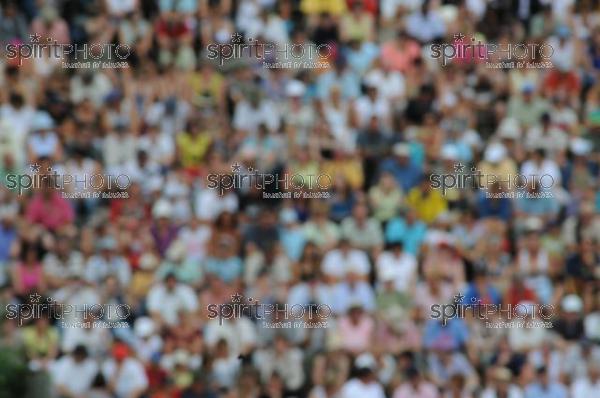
[177,132,212,168]
[477,159,518,191]
[406,188,448,224]
[189,72,224,107]
[321,159,364,190]
[301,0,346,15]
[22,326,58,358]
[341,14,374,42]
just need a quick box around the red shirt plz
[504,286,538,307]
[544,70,580,95]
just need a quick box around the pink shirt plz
[26,192,74,230]
[394,382,440,398]
[381,41,421,73]
[338,315,375,353]
[31,19,71,44]
[16,262,43,293]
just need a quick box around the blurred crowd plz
[1,0,600,397]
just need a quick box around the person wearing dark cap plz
[524,366,567,398]
[52,344,99,398]
[463,267,502,306]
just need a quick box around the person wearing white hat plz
[552,295,585,342]
[496,117,522,141]
[27,110,62,162]
[85,235,131,287]
[477,141,518,193]
[280,79,316,141]
[133,317,162,363]
[339,351,385,398]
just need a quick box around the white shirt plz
[584,312,600,341]
[102,358,149,398]
[28,132,59,158]
[323,100,356,151]
[405,10,446,43]
[354,95,391,129]
[194,188,239,221]
[364,69,406,101]
[520,159,561,190]
[245,16,289,46]
[571,377,600,398]
[322,248,371,278]
[233,100,280,134]
[179,225,211,261]
[52,356,98,396]
[334,281,377,313]
[62,327,112,357]
[381,0,423,20]
[340,379,386,398]
[137,133,175,165]
[204,318,258,357]
[480,385,523,398]
[135,334,163,363]
[0,104,34,166]
[376,250,417,292]
[85,254,132,287]
[146,283,199,325]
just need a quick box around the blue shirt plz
[384,217,427,256]
[316,70,361,100]
[408,141,425,169]
[463,283,502,306]
[477,192,512,221]
[423,319,469,351]
[204,256,243,282]
[379,158,422,192]
[280,227,306,261]
[0,224,17,263]
[516,195,559,217]
[524,382,568,398]
[345,42,380,75]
